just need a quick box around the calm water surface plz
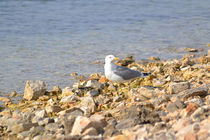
[0,0,210,93]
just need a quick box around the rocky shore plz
[0,50,209,140]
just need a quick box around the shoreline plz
[0,49,209,139]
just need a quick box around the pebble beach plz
[0,49,209,140]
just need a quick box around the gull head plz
[105,55,119,64]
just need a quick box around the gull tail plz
[141,72,151,78]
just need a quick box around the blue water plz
[0,0,210,93]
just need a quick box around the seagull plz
[104,55,150,82]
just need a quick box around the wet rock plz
[169,82,190,94]
[60,95,79,103]
[45,105,62,113]
[24,80,47,100]
[85,80,101,89]
[177,87,208,99]
[116,56,135,66]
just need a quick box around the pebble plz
[169,82,190,94]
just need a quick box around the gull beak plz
[114,57,119,60]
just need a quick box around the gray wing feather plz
[113,65,142,80]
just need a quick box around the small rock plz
[38,118,54,126]
[169,82,190,94]
[110,135,129,140]
[45,105,62,113]
[58,107,84,117]
[0,96,11,102]
[137,87,159,100]
[191,106,209,121]
[185,103,198,116]
[35,109,48,118]
[192,123,200,133]
[11,123,36,134]
[9,91,17,97]
[178,87,208,99]
[60,95,79,103]
[24,80,47,100]
[185,48,199,52]
[149,56,160,61]
[172,118,192,132]
[113,96,123,102]
[184,98,203,106]
[85,80,101,89]
[82,127,98,136]
[62,87,73,96]
[53,86,62,94]
[17,131,31,139]
[86,90,99,97]
[80,97,96,114]
[71,116,92,135]
[61,116,76,134]
[90,114,107,133]
[166,100,185,112]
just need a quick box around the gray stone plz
[178,87,208,99]
[80,97,96,114]
[60,95,79,103]
[24,80,47,100]
[86,90,99,97]
[17,131,31,139]
[191,106,210,121]
[11,122,37,134]
[166,100,185,112]
[85,80,101,89]
[38,118,54,126]
[169,82,190,94]
[35,109,48,118]
[184,98,203,106]
[61,116,76,134]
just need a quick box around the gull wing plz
[113,65,142,80]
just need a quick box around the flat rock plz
[71,116,92,135]
[178,87,208,99]
[24,80,47,100]
[166,100,185,112]
[169,82,190,94]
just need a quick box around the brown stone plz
[82,127,98,136]
[0,97,11,102]
[185,103,198,115]
[184,132,197,140]
[169,82,190,94]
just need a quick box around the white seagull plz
[104,55,150,82]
